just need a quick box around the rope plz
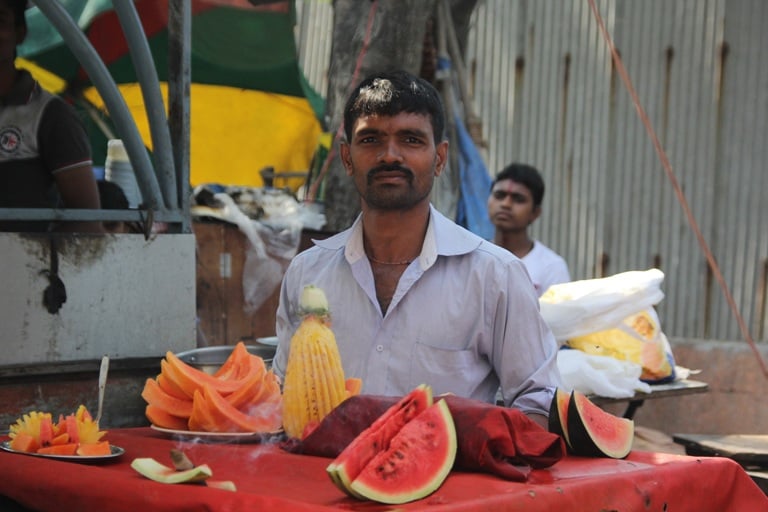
[307,0,379,202]
[587,0,768,378]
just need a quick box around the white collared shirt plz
[273,205,562,416]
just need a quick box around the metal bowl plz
[175,343,276,375]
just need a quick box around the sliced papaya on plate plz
[164,351,256,397]
[213,342,251,380]
[157,371,190,400]
[38,443,78,456]
[9,432,39,453]
[200,384,282,433]
[146,405,189,431]
[223,363,267,411]
[77,441,112,456]
[142,378,193,418]
[188,389,219,432]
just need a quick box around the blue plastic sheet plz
[454,114,495,240]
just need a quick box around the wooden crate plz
[194,222,333,346]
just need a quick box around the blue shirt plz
[273,205,562,416]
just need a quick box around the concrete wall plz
[0,232,197,364]
[0,232,197,429]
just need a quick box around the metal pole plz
[168,0,192,233]
[33,0,166,210]
[113,0,178,210]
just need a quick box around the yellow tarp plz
[20,59,321,191]
[84,83,321,190]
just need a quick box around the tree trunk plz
[323,0,479,232]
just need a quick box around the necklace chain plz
[367,253,413,265]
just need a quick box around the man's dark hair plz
[4,0,27,28]
[492,163,546,207]
[343,70,445,145]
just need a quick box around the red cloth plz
[284,394,566,481]
[1,428,767,511]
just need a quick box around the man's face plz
[340,112,448,211]
[487,179,540,232]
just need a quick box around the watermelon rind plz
[326,384,433,497]
[131,457,212,484]
[348,398,457,504]
[566,390,634,459]
[547,387,573,451]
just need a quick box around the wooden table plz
[673,433,768,495]
[1,427,767,511]
[590,378,709,419]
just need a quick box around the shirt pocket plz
[409,342,480,398]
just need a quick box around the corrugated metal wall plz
[294,0,767,343]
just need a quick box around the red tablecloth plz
[1,427,766,511]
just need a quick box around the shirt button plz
[376,344,384,352]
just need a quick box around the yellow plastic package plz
[565,307,675,383]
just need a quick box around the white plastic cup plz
[105,139,141,208]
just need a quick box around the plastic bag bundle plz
[565,308,676,383]
[541,269,676,384]
[540,269,665,341]
[557,349,651,398]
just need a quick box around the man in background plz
[488,163,570,296]
[0,0,102,232]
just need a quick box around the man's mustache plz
[367,164,414,180]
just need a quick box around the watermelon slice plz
[566,390,634,459]
[326,384,433,497]
[348,399,457,504]
[547,387,572,450]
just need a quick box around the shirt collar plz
[316,204,483,269]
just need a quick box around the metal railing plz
[0,0,191,233]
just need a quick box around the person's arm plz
[526,412,549,430]
[53,165,104,233]
[39,97,104,233]
[495,259,563,419]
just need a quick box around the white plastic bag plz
[557,349,651,398]
[539,269,665,341]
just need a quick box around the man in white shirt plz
[273,71,562,428]
[487,163,571,296]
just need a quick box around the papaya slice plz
[199,384,282,433]
[164,351,256,398]
[38,443,78,456]
[157,372,189,400]
[188,389,219,432]
[9,432,39,453]
[77,441,112,456]
[345,377,363,397]
[50,432,70,446]
[223,362,267,411]
[229,368,281,413]
[146,405,189,431]
[142,378,193,418]
[213,342,251,380]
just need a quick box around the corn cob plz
[282,285,349,439]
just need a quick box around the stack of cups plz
[105,139,141,208]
